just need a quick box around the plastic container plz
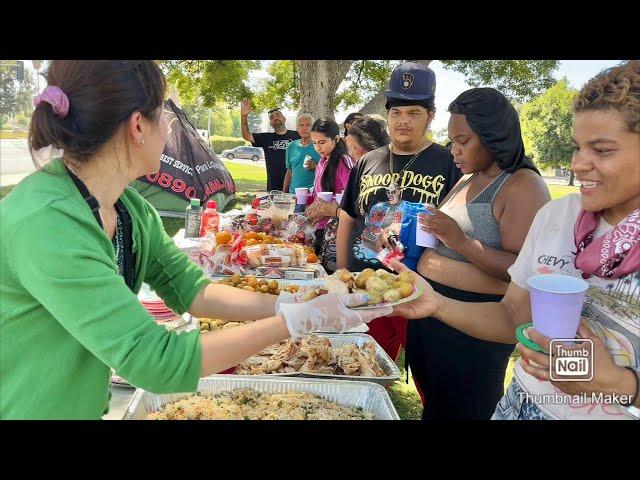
[416,203,438,248]
[200,200,220,237]
[317,191,335,202]
[184,198,203,238]
[303,155,314,169]
[527,274,589,340]
[271,193,296,230]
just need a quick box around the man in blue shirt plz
[283,113,320,194]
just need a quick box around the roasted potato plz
[367,291,384,305]
[383,289,402,302]
[397,271,414,284]
[365,276,390,294]
[354,269,375,289]
[395,281,414,298]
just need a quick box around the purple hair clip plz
[34,86,69,119]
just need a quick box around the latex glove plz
[275,290,297,314]
[277,292,393,338]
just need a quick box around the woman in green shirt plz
[0,61,389,419]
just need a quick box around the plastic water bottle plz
[184,198,203,238]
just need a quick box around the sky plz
[24,60,623,133]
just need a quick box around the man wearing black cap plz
[337,62,462,385]
[240,99,300,192]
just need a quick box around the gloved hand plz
[277,292,393,338]
[275,290,298,315]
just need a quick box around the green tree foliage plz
[162,59,559,118]
[252,60,299,111]
[520,79,578,184]
[180,97,240,138]
[159,60,259,107]
[1,63,38,121]
[440,60,559,103]
[333,60,396,109]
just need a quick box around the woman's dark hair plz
[312,117,348,192]
[29,60,166,167]
[347,116,390,152]
[343,112,363,134]
[448,87,539,174]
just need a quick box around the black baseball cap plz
[383,62,436,102]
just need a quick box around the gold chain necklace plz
[388,142,429,195]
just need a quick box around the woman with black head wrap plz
[406,87,551,420]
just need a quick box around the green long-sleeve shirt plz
[0,158,210,419]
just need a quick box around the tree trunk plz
[568,169,575,186]
[297,60,353,119]
[359,90,388,116]
[360,60,433,116]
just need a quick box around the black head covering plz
[448,88,539,174]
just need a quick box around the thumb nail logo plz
[550,339,594,381]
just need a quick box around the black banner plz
[138,99,236,202]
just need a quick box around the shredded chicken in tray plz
[235,334,386,377]
[147,389,375,420]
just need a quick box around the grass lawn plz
[223,160,268,193]
[217,160,268,216]
[548,184,579,199]
[0,131,29,139]
[388,350,424,419]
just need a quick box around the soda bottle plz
[199,200,220,237]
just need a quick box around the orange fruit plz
[245,232,259,240]
[245,238,259,246]
[216,231,233,245]
[306,253,318,263]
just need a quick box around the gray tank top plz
[435,171,511,262]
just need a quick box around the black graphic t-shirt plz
[341,143,462,271]
[252,130,300,192]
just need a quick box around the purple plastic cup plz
[527,274,589,340]
[318,191,334,202]
[295,187,309,205]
